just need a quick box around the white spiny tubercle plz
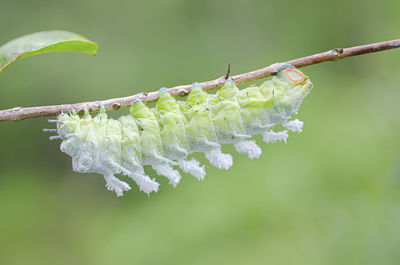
[104,175,131,197]
[234,140,262,159]
[205,149,233,170]
[152,164,182,187]
[284,119,303,133]
[129,174,160,195]
[263,130,288,144]
[177,159,206,181]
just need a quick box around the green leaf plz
[0,30,98,74]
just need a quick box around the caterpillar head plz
[260,65,312,116]
[277,64,312,95]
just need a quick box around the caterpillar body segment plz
[236,86,272,135]
[117,115,159,195]
[154,89,206,180]
[154,89,190,161]
[179,83,233,169]
[209,79,250,144]
[182,83,220,152]
[46,64,312,196]
[130,100,181,186]
[130,100,166,165]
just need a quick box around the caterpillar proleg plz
[45,64,312,196]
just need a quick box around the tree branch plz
[1,38,400,122]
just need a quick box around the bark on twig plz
[1,38,400,122]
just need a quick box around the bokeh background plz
[1,0,400,264]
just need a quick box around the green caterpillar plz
[45,64,312,196]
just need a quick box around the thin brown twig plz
[1,38,400,122]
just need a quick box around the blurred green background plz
[1,0,400,264]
